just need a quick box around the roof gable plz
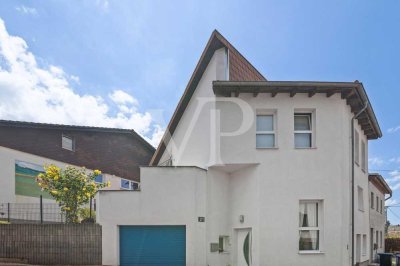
[150,30,266,165]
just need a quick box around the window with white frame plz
[256,114,275,148]
[371,192,374,209]
[362,234,367,255]
[361,140,366,171]
[120,179,139,190]
[299,200,322,251]
[294,113,313,148]
[354,130,359,165]
[62,135,74,151]
[357,186,364,211]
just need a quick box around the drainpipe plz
[351,100,368,266]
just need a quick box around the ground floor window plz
[299,200,323,251]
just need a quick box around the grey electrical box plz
[210,243,219,252]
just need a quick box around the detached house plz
[0,120,155,205]
[98,30,390,266]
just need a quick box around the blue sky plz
[0,1,400,222]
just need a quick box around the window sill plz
[298,251,325,255]
[256,147,279,150]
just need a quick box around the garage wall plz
[98,166,207,266]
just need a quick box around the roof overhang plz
[213,80,382,140]
[369,173,392,196]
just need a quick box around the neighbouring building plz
[0,120,155,205]
[98,30,390,266]
[368,173,392,260]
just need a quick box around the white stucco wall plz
[98,166,207,266]
[369,181,387,258]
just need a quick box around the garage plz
[119,225,186,266]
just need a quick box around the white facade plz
[99,44,385,265]
[0,145,134,204]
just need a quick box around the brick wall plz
[0,224,101,265]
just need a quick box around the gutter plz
[351,100,368,266]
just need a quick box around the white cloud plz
[15,5,37,15]
[95,0,109,12]
[109,89,138,106]
[388,126,400,133]
[0,18,162,147]
[390,157,400,164]
[368,157,385,167]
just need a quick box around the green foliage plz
[36,165,109,223]
[78,207,96,221]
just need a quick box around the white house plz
[368,173,392,261]
[98,30,389,266]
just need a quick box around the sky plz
[0,0,400,222]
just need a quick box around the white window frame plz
[361,140,366,172]
[299,200,323,253]
[294,112,314,149]
[256,112,277,149]
[62,135,74,151]
[357,186,364,212]
[354,130,360,166]
[362,234,367,255]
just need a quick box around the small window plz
[357,186,364,211]
[376,231,379,246]
[131,181,139,191]
[376,196,379,212]
[354,130,359,165]
[371,192,374,209]
[380,200,383,214]
[362,234,367,255]
[62,135,74,151]
[94,174,103,183]
[256,114,275,148]
[361,140,366,172]
[121,179,130,189]
[299,200,322,251]
[218,235,230,253]
[294,113,312,148]
[380,231,383,248]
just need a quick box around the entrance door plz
[236,228,252,266]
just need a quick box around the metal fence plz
[0,197,96,224]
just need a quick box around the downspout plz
[351,100,368,266]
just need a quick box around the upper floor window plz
[121,179,140,190]
[256,114,275,148]
[380,199,383,214]
[62,135,74,151]
[357,186,364,211]
[376,196,379,212]
[354,130,359,165]
[361,140,366,172]
[294,113,313,148]
[299,200,323,252]
[371,192,374,209]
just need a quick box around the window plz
[121,179,130,189]
[62,135,74,151]
[94,174,103,183]
[218,235,230,253]
[131,181,139,190]
[354,130,359,165]
[376,196,379,212]
[380,200,383,214]
[357,186,364,211]
[294,113,313,148]
[371,192,374,209]
[361,140,366,171]
[376,231,379,246]
[299,200,322,251]
[362,234,367,255]
[256,114,275,148]
[380,231,383,248]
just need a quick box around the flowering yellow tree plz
[36,165,110,223]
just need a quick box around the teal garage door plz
[119,225,186,266]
